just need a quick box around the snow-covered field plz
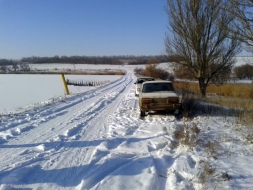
[0,65,252,189]
[0,74,122,114]
[1,58,251,114]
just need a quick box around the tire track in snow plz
[0,74,126,134]
[74,81,173,189]
[80,80,200,190]
[0,73,135,187]
[56,87,129,141]
[0,73,132,144]
[1,72,200,190]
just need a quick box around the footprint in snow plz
[187,155,197,169]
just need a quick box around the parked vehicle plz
[134,77,155,96]
[138,80,181,117]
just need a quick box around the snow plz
[0,65,252,189]
[228,79,252,84]
[0,74,122,113]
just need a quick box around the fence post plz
[60,74,70,95]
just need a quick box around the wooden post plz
[60,74,70,95]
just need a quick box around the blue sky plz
[0,0,168,59]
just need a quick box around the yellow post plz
[60,74,70,95]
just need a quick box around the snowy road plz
[0,72,253,190]
[0,73,179,189]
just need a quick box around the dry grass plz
[197,160,232,186]
[175,81,253,126]
[204,96,253,110]
[204,140,220,159]
[174,123,200,150]
[202,97,253,126]
[174,81,253,99]
[197,144,231,185]
[198,160,216,184]
[191,123,200,135]
[178,91,232,118]
[220,172,232,181]
[172,117,235,187]
[245,133,253,144]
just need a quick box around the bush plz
[173,64,195,79]
[134,67,144,75]
[144,60,171,80]
[174,123,200,150]
[234,64,253,79]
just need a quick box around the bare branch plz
[165,0,241,97]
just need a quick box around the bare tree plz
[12,63,19,72]
[173,64,195,79]
[165,0,241,97]
[0,65,8,73]
[227,0,253,52]
[20,63,30,72]
[134,67,145,75]
[234,64,253,79]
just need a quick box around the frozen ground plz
[0,74,122,113]
[0,69,252,189]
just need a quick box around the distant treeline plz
[0,55,168,65]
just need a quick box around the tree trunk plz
[198,78,207,98]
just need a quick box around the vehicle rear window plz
[136,78,154,84]
[142,83,174,93]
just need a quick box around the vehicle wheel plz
[174,109,182,119]
[140,110,146,117]
[174,109,179,115]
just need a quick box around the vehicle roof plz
[137,76,154,79]
[143,80,172,84]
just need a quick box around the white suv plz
[134,77,155,96]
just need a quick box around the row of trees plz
[127,55,168,65]
[134,59,174,81]
[21,56,121,65]
[0,59,20,65]
[0,63,30,73]
[234,64,253,79]
[165,0,253,97]
[0,55,168,65]
[173,62,253,80]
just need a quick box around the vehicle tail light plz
[169,98,179,103]
[142,99,152,104]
